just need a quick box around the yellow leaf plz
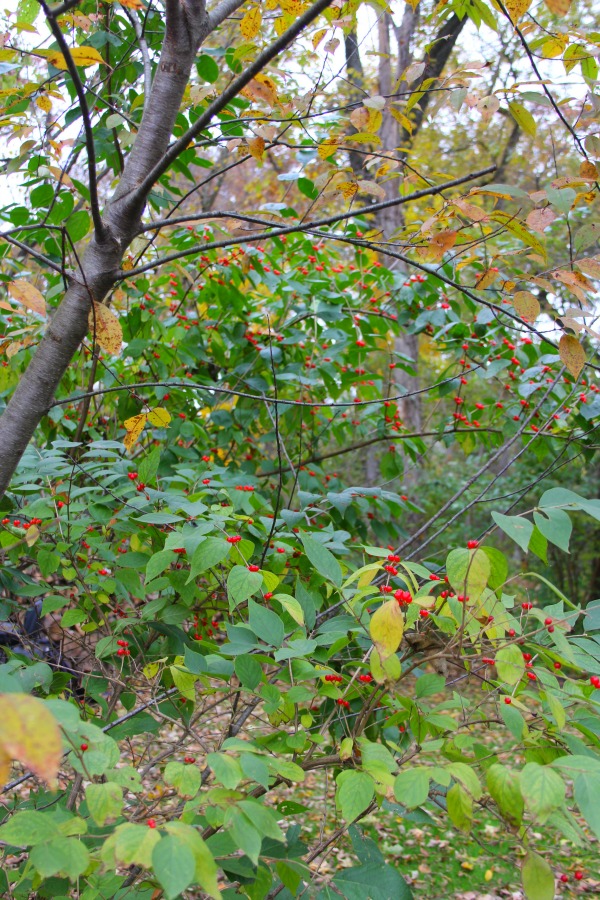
[338,180,358,202]
[541,35,568,58]
[147,407,171,428]
[475,268,500,290]
[513,290,540,322]
[89,301,123,355]
[504,0,532,22]
[247,135,265,160]
[123,413,147,451]
[0,694,62,788]
[114,0,143,7]
[47,45,105,70]
[240,6,262,39]
[318,137,340,160]
[508,101,536,137]
[389,106,413,134]
[312,28,327,49]
[369,599,404,660]
[241,74,278,107]
[25,523,40,547]
[36,94,52,112]
[8,280,46,317]
[558,334,585,378]
[417,230,458,263]
[544,0,570,14]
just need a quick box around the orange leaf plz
[544,0,570,15]
[247,136,265,161]
[418,230,457,263]
[8,280,46,317]
[0,694,62,788]
[89,301,123,355]
[558,334,585,378]
[475,268,500,290]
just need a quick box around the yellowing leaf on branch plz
[575,257,600,279]
[46,45,106,70]
[0,694,62,788]
[454,199,489,222]
[337,181,358,202]
[8,280,46,317]
[370,599,404,660]
[240,6,262,40]
[513,290,540,322]
[475,268,500,290]
[123,413,147,451]
[36,94,52,112]
[312,28,328,49]
[318,136,340,160]
[552,268,594,303]
[89,302,123,355]
[579,160,598,180]
[241,74,278,107]
[508,101,536,137]
[389,106,413,134]
[147,407,171,428]
[504,0,532,22]
[558,334,585,378]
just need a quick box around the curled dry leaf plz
[0,694,62,788]
[513,290,540,322]
[559,333,586,379]
[89,301,123,355]
[8,280,46,317]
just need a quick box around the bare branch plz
[206,0,245,31]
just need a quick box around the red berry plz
[359,674,373,683]
[574,871,583,880]
[247,564,260,572]
[590,675,600,689]
[467,540,479,549]
[559,874,568,883]
[264,592,273,599]
[184,756,196,764]
[226,535,241,543]
[554,662,561,670]
[136,483,146,492]
[544,617,552,625]
[504,697,512,704]
[128,472,138,480]
[80,743,88,751]
[508,629,516,637]
[147,818,157,828]
[527,671,537,681]
[419,609,429,619]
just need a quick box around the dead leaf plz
[454,199,489,222]
[418,230,458,263]
[579,160,598,180]
[575,257,600,279]
[89,302,123,355]
[0,694,62,788]
[526,207,556,234]
[247,136,265,161]
[559,334,585,378]
[241,74,278,107]
[8,280,46,317]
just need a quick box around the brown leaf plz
[0,694,62,788]
[89,301,123,355]
[579,160,598,180]
[418,230,458,263]
[241,74,277,107]
[8,280,46,316]
[575,257,600,279]
[247,136,265,161]
[525,207,556,234]
[513,290,540,322]
[559,334,586,378]
[454,199,489,222]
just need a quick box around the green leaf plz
[66,210,91,243]
[336,771,375,822]
[138,445,161,483]
[446,547,490,600]
[573,771,600,839]
[334,863,413,900]
[146,549,176,584]
[393,768,430,808]
[164,760,201,798]
[486,764,524,826]
[30,837,89,880]
[17,0,40,26]
[446,782,473,832]
[482,547,508,591]
[300,533,342,586]
[234,654,263,690]
[187,537,230,582]
[0,810,56,846]
[101,822,160,868]
[500,701,526,740]
[197,53,219,83]
[298,177,319,200]
[227,564,263,608]
[85,781,123,826]
[248,599,284,648]
[520,763,565,823]
[533,508,572,552]
[495,644,525,685]
[152,835,196,900]
[446,762,481,799]
[521,852,555,900]
[491,512,533,552]
[415,672,445,698]
[223,807,261,864]
[207,751,243,789]
[163,821,221,899]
